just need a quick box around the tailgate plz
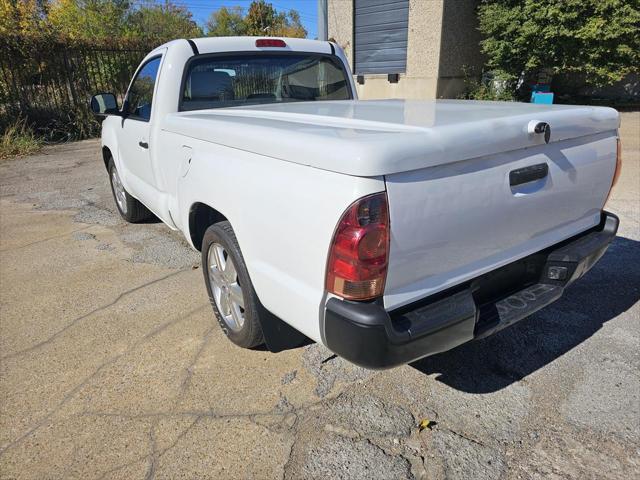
[384,131,618,310]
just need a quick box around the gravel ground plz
[0,112,638,479]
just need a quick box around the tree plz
[271,9,306,38]
[478,0,640,88]
[245,0,278,35]
[127,0,202,42]
[205,6,247,36]
[0,0,48,35]
[47,0,132,40]
[206,0,306,38]
[46,0,202,42]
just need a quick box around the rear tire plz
[108,158,154,223]
[202,221,264,348]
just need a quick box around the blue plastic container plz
[531,91,554,104]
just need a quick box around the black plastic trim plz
[325,295,477,370]
[186,39,199,55]
[256,298,310,353]
[324,211,619,369]
[509,163,548,186]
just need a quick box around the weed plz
[0,118,42,160]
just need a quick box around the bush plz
[0,118,42,160]
[458,68,518,101]
[478,0,640,89]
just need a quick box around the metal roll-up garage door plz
[354,0,409,75]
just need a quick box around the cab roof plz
[155,36,333,57]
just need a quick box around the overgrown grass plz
[0,118,43,160]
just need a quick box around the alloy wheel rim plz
[111,168,128,214]
[207,242,245,331]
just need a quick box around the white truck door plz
[118,55,163,190]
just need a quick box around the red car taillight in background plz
[326,192,390,300]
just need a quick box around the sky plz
[155,0,320,39]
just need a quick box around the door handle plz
[138,141,148,149]
[510,163,548,186]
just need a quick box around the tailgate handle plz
[510,163,548,186]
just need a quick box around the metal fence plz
[0,35,156,140]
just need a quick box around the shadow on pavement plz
[410,235,640,393]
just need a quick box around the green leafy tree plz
[244,0,278,35]
[205,6,247,36]
[47,0,132,40]
[206,0,306,38]
[273,9,306,38]
[46,0,202,41]
[478,0,640,87]
[127,0,202,42]
[0,0,49,35]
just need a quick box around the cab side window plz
[125,57,161,121]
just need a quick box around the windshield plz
[180,53,352,111]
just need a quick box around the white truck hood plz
[163,99,618,177]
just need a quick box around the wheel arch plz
[194,204,310,352]
[188,202,228,251]
[102,146,112,170]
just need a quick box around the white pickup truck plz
[91,37,621,369]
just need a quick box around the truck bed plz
[165,99,618,310]
[164,99,618,176]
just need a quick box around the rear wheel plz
[108,158,154,223]
[202,221,264,348]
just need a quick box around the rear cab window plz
[179,53,352,111]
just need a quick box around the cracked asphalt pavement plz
[1,112,638,479]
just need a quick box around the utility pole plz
[318,0,328,40]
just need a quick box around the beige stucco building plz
[328,0,483,100]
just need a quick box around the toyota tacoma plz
[91,37,622,369]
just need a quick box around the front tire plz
[108,158,153,223]
[202,221,264,348]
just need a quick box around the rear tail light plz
[604,137,623,206]
[326,192,390,300]
[255,38,287,48]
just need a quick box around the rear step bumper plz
[324,211,619,369]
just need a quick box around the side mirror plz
[90,93,120,116]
